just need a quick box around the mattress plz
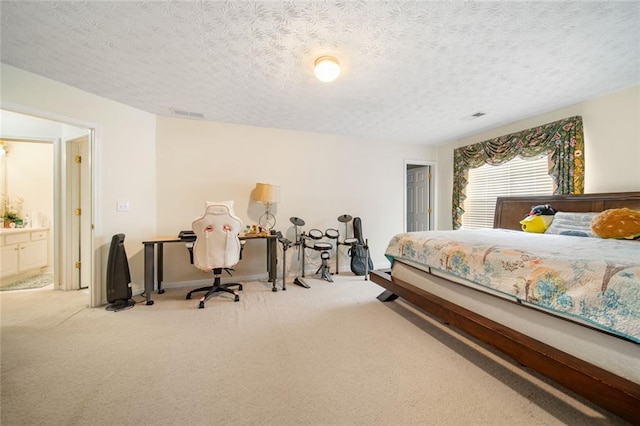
[390,260,640,385]
[385,229,640,343]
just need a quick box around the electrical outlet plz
[116,201,130,212]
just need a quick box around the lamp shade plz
[253,183,280,204]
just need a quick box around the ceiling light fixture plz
[314,56,341,82]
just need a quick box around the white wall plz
[156,117,434,284]
[1,64,157,304]
[436,85,640,229]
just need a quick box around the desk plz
[142,233,278,305]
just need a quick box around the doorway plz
[405,160,436,232]
[1,108,94,304]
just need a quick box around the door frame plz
[62,133,92,291]
[2,102,99,307]
[404,159,437,232]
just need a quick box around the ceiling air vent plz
[461,112,487,121]
[169,108,205,119]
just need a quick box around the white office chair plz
[186,201,243,309]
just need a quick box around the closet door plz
[406,166,431,232]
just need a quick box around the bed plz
[371,192,640,423]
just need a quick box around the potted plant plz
[1,195,23,228]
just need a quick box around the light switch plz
[117,201,130,212]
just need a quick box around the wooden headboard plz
[494,191,640,231]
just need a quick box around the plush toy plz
[529,204,556,216]
[591,208,640,239]
[520,215,549,233]
[520,204,556,233]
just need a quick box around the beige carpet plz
[0,274,627,425]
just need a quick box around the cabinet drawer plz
[31,230,48,241]
[6,233,30,245]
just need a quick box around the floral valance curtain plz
[452,116,584,229]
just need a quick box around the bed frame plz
[371,191,640,423]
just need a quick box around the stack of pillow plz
[522,207,640,239]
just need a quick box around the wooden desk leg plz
[143,243,155,305]
[157,243,165,294]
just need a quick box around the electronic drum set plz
[278,214,361,288]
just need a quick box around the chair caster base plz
[188,276,242,308]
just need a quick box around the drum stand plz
[311,244,333,282]
[275,231,291,291]
[289,217,335,285]
[302,228,334,283]
[290,217,311,289]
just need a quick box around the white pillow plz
[545,212,598,237]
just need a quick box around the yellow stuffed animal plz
[520,204,555,233]
[520,215,552,233]
[591,208,640,239]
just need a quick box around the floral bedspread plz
[385,229,640,343]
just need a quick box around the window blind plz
[461,155,554,229]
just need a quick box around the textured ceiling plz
[1,1,639,145]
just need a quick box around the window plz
[452,116,584,229]
[461,155,554,229]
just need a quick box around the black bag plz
[350,217,373,276]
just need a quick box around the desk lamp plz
[252,183,280,230]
